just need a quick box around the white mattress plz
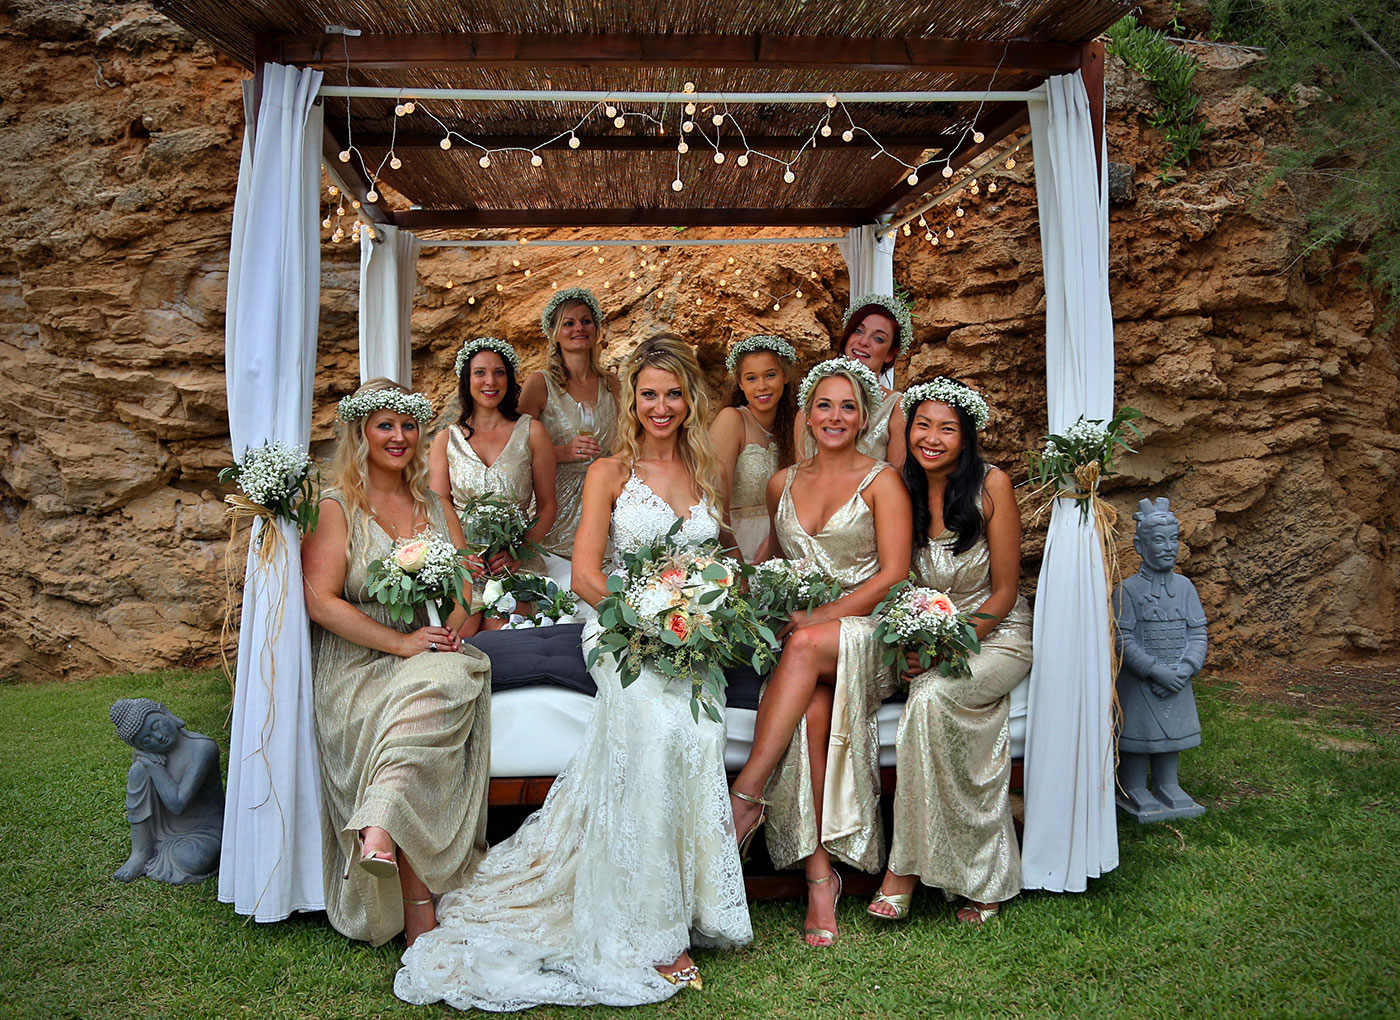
[488,676,1029,778]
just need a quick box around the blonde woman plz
[733,358,912,948]
[517,287,620,590]
[793,294,914,467]
[709,334,798,561]
[397,337,750,1010]
[301,379,491,949]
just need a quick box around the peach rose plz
[928,592,956,616]
[666,611,691,641]
[394,539,429,572]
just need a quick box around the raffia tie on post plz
[221,495,290,694]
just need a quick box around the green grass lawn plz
[2,669,1397,1020]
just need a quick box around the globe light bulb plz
[1006,157,1016,169]
[614,116,626,128]
[366,189,378,202]
[682,120,694,133]
[478,155,491,168]
[942,165,953,178]
[605,105,617,118]
[672,178,684,191]
[531,153,543,167]
[988,182,998,193]
[821,125,832,137]
[338,149,351,162]
[440,137,452,150]
[712,114,724,126]
[842,129,854,142]
[685,102,697,115]
[906,173,918,185]
[683,81,695,93]
[825,94,838,108]
[677,141,689,154]
[390,156,402,170]
[714,152,725,164]
[973,130,985,143]
[568,135,580,149]
[403,101,415,114]
[783,169,796,183]
[737,153,749,167]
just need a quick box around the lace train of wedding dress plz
[395,475,752,1011]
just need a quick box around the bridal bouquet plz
[748,557,844,623]
[459,496,542,562]
[873,581,985,679]
[479,571,578,626]
[588,525,774,722]
[219,440,320,543]
[366,533,471,628]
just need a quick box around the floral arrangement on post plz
[748,557,844,623]
[366,533,472,628]
[220,441,320,549]
[1025,408,1144,523]
[872,580,986,680]
[479,572,578,626]
[459,496,542,563]
[587,523,776,723]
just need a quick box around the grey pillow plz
[466,624,596,696]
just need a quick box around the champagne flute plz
[576,401,598,460]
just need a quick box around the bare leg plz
[802,686,840,946]
[399,855,437,947]
[730,620,842,839]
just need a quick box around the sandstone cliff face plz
[1,0,1395,680]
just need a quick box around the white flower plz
[481,577,506,607]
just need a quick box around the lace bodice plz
[731,442,778,515]
[611,473,718,560]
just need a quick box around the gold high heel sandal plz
[867,890,913,921]
[955,899,1001,926]
[731,788,769,862]
[804,871,843,947]
[353,832,399,880]
[658,964,703,991]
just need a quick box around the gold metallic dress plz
[443,416,545,598]
[310,490,492,946]
[890,502,1033,905]
[801,388,903,462]
[764,460,897,873]
[538,373,617,559]
[729,408,779,561]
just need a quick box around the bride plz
[395,335,751,1010]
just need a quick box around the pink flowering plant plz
[873,580,986,679]
[366,533,471,628]
[588,522,776,723]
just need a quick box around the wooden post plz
[1080,40,1106,185]
[251,32,277,150]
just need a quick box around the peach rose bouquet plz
[365,532,471,628]
[873,580,986,680]
[587,522,773,723]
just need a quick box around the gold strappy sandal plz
[731,788,769,862]
[804,871,843,947]
[658,964,704,991]
[867,890,913,921]
[955,899,1001,926]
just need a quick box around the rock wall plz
[1,0,1395,680]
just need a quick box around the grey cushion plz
[467,624,595,696]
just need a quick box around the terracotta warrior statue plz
[1112,498,1208,822]
[110,698,224,884]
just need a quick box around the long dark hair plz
[456,349,521,438]
[727,352,797,469]
[836,304,902,372]
[901,393,987,555]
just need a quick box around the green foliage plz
[1106,16,1208,180]
[1208,0,1400,321]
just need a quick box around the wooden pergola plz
[156,1,1127,230]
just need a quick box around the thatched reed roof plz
[153,1,1131,229]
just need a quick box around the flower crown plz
[540,287,604,339]
[843,292,915,355]
[798,357,883,413]
[336,388,435,424]
[726,335,797,374]
[901,378,990,431]
[454,336,520,377]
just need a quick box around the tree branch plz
[1347,15,1400,71]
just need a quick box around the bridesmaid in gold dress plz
[518,288,620,591]
[730,359,912,947]
[792,294,914,468]
[302,379,492,948]
[709,335,797,561]
[429,336,557,627]
[867,378,1032,927]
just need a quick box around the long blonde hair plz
[328,378,433,542]
[615,335,724,513]
[545,298,606,389]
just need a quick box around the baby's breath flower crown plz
[454,336,520,377]
[725,335,797,374]
[843,292,916,355]
[901,378,991,431]
[335,389,435,424]
[540,286,604,339]
[798,357,883,413]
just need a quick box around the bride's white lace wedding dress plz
[395,473,752,1010]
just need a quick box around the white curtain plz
[359,224,420,386]
[1020,71,1120,893]
[219,64,326,921]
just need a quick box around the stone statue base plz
[1116,750,1206,823]
[1115,791,1207,824]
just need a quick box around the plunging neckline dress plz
[395,472,751,1010]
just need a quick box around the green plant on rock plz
[1106,15,1207,181]
[1209,0,1400,324]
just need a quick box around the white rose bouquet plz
[872,581,986,680]
[480,572,578,626]
[588,524,776,723]
[219,440,320,544]
[748,557,844,624]
[459,496,542,563]
[366,533,471,628]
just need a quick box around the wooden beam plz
[393,207,871,229]
[351,132,955,154]
[866,103,1030,218]
[1080,39,1106,186]
[322,126,392,223]
[274,31,1084,75]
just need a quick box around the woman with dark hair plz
[302,379,491,949]
[709,334,798,561]
[729,358,912,948]
[793,293,914,467]
[866,378,1032,927]
[429,337,556,626]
